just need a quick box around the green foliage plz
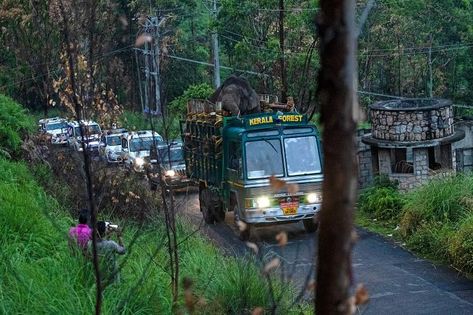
[168,83,214,118]
[400,175,473,237]
[119,111,181,140]
[119,111,152,132]
[404,223,452,260]
[0,156,306,313]
[448,214,473,274]
[358,176,405,221]
[361,174,473,275]
[0,94,35,155]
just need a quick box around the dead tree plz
[315,0,358,314]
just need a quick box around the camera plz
[105,221,120,232]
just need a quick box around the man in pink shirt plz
[69,210,92,250]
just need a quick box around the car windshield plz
[284,136,322,176]
[74,124,101,136]
[130,137,157,152]
[106,135,121,146]
[245,139,284,179]
[46,122,66,131]
[159,146,184,163]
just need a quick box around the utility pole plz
[152,15,162,115]
[134,48,145,112]
[135,15,165,116]
[279,0,288,103]
[428,43,433,98]
[211,0,221,88]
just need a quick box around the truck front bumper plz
[242,203,321,224]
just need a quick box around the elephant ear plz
[208,85,223,103]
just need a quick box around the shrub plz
[168,83,214,118]
[400,175,473,236]
[448,214,473,274]
[0,94,35,156]
[404,223,453,260]
[358,176,405,221]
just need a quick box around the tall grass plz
[0,94,35,156]
[0,157,307,314]
[400,175,473,236]
[358,174,473,274]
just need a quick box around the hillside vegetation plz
[0,94,308,314]
[358,175,473,275]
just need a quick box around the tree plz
[315,0,358,314]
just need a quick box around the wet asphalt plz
[174,189,473,315]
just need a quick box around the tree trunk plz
[315,0,358,314]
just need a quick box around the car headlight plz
[165,170,176,177]
[134,157,145,167]
[307,193,321,204]
[256,196,271,208]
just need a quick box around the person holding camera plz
[91,221,126,285]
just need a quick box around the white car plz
[38,117,68,145]
[67,120,102,154]
[99,129,127,164]
[120,130,163,168]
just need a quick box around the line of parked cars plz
[38,117,189,189]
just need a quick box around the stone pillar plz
[378,148,392,175]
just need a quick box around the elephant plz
[209,75,260,116]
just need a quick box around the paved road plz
[174,189,473,314]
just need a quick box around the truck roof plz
[224,111,308,130]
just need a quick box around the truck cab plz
[120,130,163,168]
[183,106,323,240]
[67,120,102,154]
[223,113,323,238]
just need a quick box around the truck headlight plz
[307,193,321,204]
[165,170,176,177]
[256,196,270,208]
[134,157,145,167]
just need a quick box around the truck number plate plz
[280,201,298,215]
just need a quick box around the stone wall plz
[382,148,429,191]
[357,129,373,188]
[370,107,454,142]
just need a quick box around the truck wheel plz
[199,188,215,224]
[303,218,318,233]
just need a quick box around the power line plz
[219,33,311,56]
[360,42,473,54]
[256,7,319,12]
[164,54,269,77]
[222,29,312,51]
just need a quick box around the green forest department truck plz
[181,100,323,240]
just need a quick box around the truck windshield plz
[130,137,156,152]
[46,122,67,131]
[245,139,284,179]
[159,147,183,163]
[284,136,321,176]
